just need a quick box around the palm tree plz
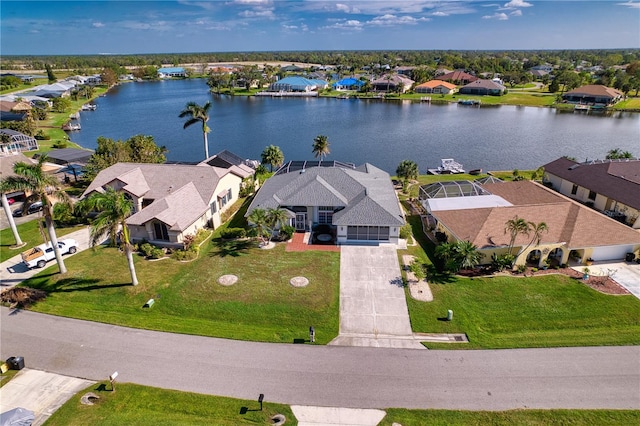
[396,160,419,183]
[179,101,212,159]
[266,207,289,239]
[454,240,483,270]
[312,135,330,160]
[0,155,70,273]
[504,215,530,254]
[247,208,270,245]
[516,221,549,258]
[1,192,23,246]
[260,145,284,172]
[82,187,139,286]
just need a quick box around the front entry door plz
[295,213,306,231]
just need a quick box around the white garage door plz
[591,245,636,261]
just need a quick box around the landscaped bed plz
[20,239,340,344]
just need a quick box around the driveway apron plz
[332,245,422,348]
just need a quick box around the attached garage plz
[346,226,390,241]
[590,245,637,261]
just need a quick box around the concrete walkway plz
[572,261,640,299]
[330,245,425,349]
[0,369,94,426]
[291,405,386,426]
[0,227,91,288]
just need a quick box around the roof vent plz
[568,165,579,170]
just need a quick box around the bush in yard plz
[171,249,198,261]
[279,225,295,241]
[399,223,412,240]
[149,247,165,259]
[220,227,246,239]
[139,243,154,257]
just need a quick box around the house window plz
[227,188,232,201]
[588,190,596,201]
[318,206,333,224]
[571,184,578,195]
[153,222,170,241]
[210,201,217,214]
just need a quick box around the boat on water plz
[458,99,481,106]
[81,104,97,111]
[574,104,589,111]
[427,158,466,175]
[62,122,81,131]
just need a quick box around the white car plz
[21,238,78,269]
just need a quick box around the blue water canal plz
[70,79,640,174]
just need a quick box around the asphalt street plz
[2,307,639,411]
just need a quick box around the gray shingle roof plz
[247,163,404,226]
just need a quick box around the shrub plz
[220,227,246,239]
[279,225,295,241]
[171,249,198,261]
[399,223,412,239]
[435,231,448,243]
[517,264,526,273]
[491,253,515,272]
[139,243,154,257]
[34,130,50,140]
[149,247,165,259]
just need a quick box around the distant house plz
[0,129,38,154]
[268,76,327,92]
[82,154,252,247]
[281,65,304,73]
[421,180,640,266]
[332,77,365,91]
[371,74,414,93]
[435,70,478,85]
[530,64,554,73]
[415,80,457,95]
[246,161,405,245]
[157,67,187,78]
[459,79,506,96]
[529,69,550,78]
[562,85,622,106]
[394,66,415,77]
[543,157,640,229]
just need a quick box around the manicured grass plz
[45,382,297,426]
[380,408,640,425]
[406,273,640,349]
[24,239,340,344]
[0,219,85,263]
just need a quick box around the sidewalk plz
[1,227,91,288]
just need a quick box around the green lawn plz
[45,382,297,426]
[24,239,340,344]
[381,408,640,426]
[0,219,85,263]
[406,266,640,349]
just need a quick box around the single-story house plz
[562,85,623,106]
[543,157,640,229]
[435,70,478,85]
[421,180,640,266]
[332,77,365,91]
[246,161,405,245]
[459,79,506,96]
[38,148,94,166]
[371,74,414,93]
[0,129,38,154]
[157,67,187,78]
[414,80,457,95]
[82,155,252,247]
[268,76,327,92]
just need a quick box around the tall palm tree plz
[0,155,70,273]
[516,221,549,258]
[82,187,139,286]
[260,145,284,172]
[266,207,289,239]
[312,135,330,160]
[504,215,530,254]
[179,101,212,159]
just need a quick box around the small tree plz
[396,160,419,191]
[247,208,270,245]
[312,135,330,160]
[261,145,284,172]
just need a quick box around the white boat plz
[428,158,466,175]
[81,104,97,111]
[69,112,80,119]
[62,123,81,131]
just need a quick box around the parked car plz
[12,201,43,217]
[21,238,78,269]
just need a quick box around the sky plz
[1,1,639,55]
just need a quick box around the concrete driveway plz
[590,261,640,299]
[330,245,424,349]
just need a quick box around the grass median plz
[23,238,340,344]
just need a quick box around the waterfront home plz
[30,81,76,98]
[267,76,327,92]
[421,180,640,267]
[415,80,457,95]
[543,157,640,229]
[561,85,622,106]
[157,67,187,78]
[435,70,478,85]
[246,161,405,245]
[83,153,252,248]
[371,74,414,93]
[332,77,365,91]
[458,79,506,96]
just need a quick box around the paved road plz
[2,308,639,410]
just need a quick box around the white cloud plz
[239,9,275,18]
[92,22,105,28]
[510,9,522,16]
[431,11,449,17]
[617,1,640,8]
[367,14,429,26]
[482,12,509,20]
[503,0,532,8]
[323,19,364,31]
[232,0,271,4]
